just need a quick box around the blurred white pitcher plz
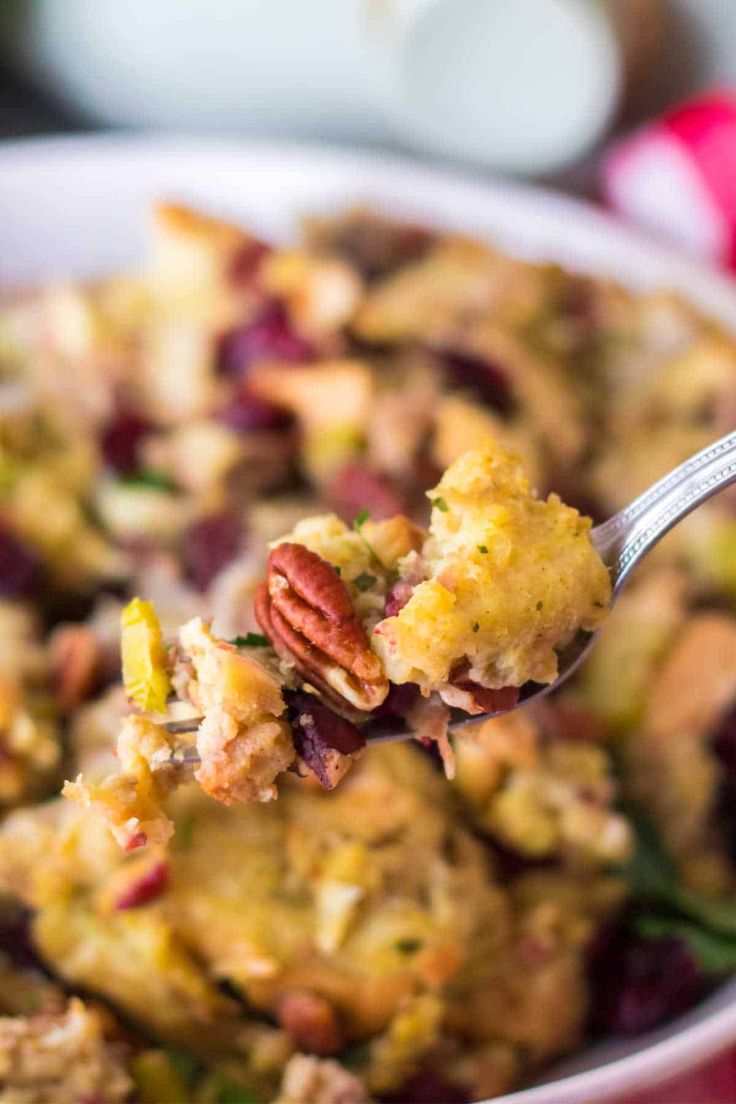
[4,0,663,173]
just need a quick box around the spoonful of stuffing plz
[64,431,736,850]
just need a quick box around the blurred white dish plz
[0,134,735,1102]
[2,0,634,174]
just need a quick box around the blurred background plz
[0,1,728,173]
[5,0,736,268]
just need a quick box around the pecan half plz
[256,543,388,711]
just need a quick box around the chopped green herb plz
[431,496,449,512]
[478,545,489,554]
[395,938,423,954]
[620,802,736,975]
[334,565,342,576]
[472,621,480,633]
[173,812,195,851]
[353,572,377,592]
[121,468,178,493]
[230,633,269,648]
[161,1047,200,1089]
[634,913,736,974]
[352,508,384,568]
[536,600,543,611]
[211,1072,262,1104]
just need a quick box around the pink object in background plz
[608,1046,736,1103]
[603,91,736,268]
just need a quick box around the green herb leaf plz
[211,1072,262,1104]
[536,600,543,611]
[635,912,736,974]
[334,565,341,576]
[352,508,384,568]
[173,812,195,851]
[120,468,178,493]
[353,572,377,593]
[230,633,269,648]
[478,545,488,554]
[395,938,423,954]
[431,496,449,513]
[161,1047,200,1089]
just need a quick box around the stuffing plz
[373,441,610,693]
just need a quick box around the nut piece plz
[278,990,342,1056]
[257,543,388,712]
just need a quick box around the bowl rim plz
[2,132,736,1103]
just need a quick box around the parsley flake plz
[121,468,178,493]
[536,601,543,612]
[230,633,269,648]
[431,496,449,512]
[395,938,423,955]
[353,572,377,593]
[478,545,488,554]
[353,508,370,531]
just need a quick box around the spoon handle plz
[592,428,736,594]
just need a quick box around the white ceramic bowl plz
[1,135,736,1103]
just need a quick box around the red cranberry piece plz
[286,691,365,789]
[331,219,434,282]
[452,681,520,714]
[589,925,704,1036]
[99,409,152,475]
[712,702,736,776]
[326,464,406,524]
[435,347,516,418]
[384,580,413,618]
[217,389,293,433]
[228,238,272,287]
[385,1071,469,1104]
[115,860,169,910]
[0,525,40,598]
[184,511,242,592]
[372,681,420,720]
[218,300,314,378]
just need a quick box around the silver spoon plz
[164,428,736,760]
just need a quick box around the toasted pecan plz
[256,543,388,712]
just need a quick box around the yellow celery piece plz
[120,598,172,714]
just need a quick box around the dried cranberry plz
[286,691,365,788]
[115,860,169,910]
[326,464,406,524]
[330,218,434,282]
[228,238,272,286]
[588,923,705,1036]
[384,580,413,619]
[99,409,152,475]
[452,681,520,714]
[184,511,242,592]
[372,681,420,720]
[0,906,42,970]
[384,1070,469,1104]
[0,525,40,598]
[217,389,293,433]
[712,702,736,776]
[435,347,516,418]
[218,300,314,378]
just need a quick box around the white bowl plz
[1,134,735,1103]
